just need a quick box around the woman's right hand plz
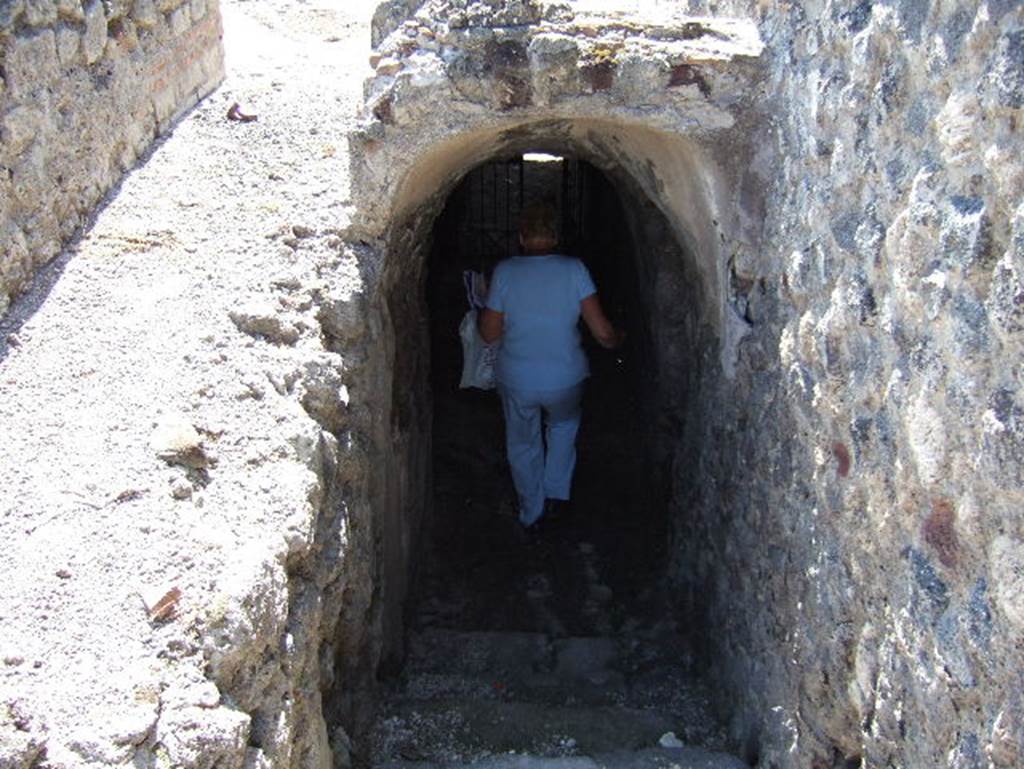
[581,295,624,350]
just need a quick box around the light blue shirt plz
[486,255,597,390]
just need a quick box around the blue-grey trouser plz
[498,382,583,527]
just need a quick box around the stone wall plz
[679,1,1024,767]
[344,20,768,764]
[0,0,225,315]
[346,1,1024,767]
[3,0,1017,766]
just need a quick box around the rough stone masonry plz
[347,1,1024,767]
[0,0,225,315]
[1,1,1023,769]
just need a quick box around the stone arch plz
[346,112,762,675]
[329,5,772,751]
[381,117,727,334]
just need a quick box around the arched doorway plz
[324,6,770,762]
[354,127,733,760]
[419,151,684,632]
[326,99,766,762]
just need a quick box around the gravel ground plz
[0,1,378,764]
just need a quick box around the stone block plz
[982,389,1024,486]
[885,157,906,191]
[199,44,223,82]
[189,53,212,93]
[990,534,1024,633]
[0,226,29,290]
[935,90,981,167]
[942,8,973,61]
[0,0,26,29]
[527,33,579,103]
[992,29,1024,109]
[24,0,57,26]
[906,388,949,486]
[10,144,48,209]
[987,249,1024,339]
[948,733,983,769]
[83,0,108,64]
[229,302,301,346]
[830,210,861,252]
[989,696,1023,768]
[951,293,989,357]
[190,0,207,22]
[935,611,976,688]
[895,0,928,41]
[966,578,992,650]
[782,248,816,305]
[984,141,1024,204]
[5,30,59,98]
[56,25,82,66]
[888,205,940,281]
[940,195,992,272]
[374,56,403,77]
[904,546,950,623]
[0,105,46,157]
[23,210,59,264]
[989,0,1020,16]
[838,0,872,33]
[110,15,140,53]
[155,705,251,769]
[55,0,84,21]
[133,0,159,29]
[168,3,191,36]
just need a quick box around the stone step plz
[407,628,692,675]
[375,746,749,769]
[399,668,626,708]
[371,698,723,766]
[406,629,553,678]
[406,629,675,686]
[404,631,627,706]
[401,630,713,717]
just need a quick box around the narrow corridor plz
[367,155,744,769]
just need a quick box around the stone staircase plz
[375,340,749,769]
[370,569,748,769]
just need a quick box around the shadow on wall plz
[0,98,210,366]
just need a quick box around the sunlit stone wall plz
[0,0,224,315]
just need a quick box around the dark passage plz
[369,156,737,766]
[421,155,666,634]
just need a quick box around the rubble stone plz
[339,2,1024,768]
[0,0,224,311]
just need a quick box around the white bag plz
[459,309,496,390]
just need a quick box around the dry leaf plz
[145,585,181,622]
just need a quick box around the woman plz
[478,202,624,531]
